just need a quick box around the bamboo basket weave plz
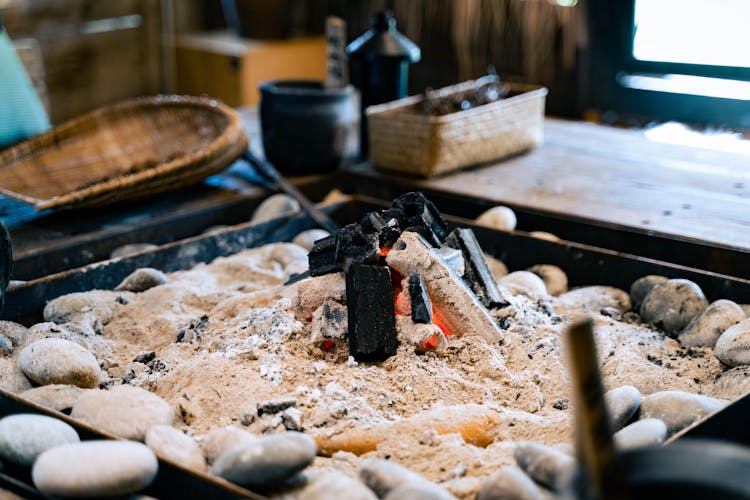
[0,95,248,211]
[367,81,547,177]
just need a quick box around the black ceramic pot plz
[259,80,355,175]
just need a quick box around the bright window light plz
[633,0,750,68]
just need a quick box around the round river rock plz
[18,338,102,388]
[32,440,158,497]
[640,279,708,334]
[71,385,174,441]
[629,275,668,311]
[251,194,301,225]
[527,264,568,296]
[145,425,205,471]
[477,466,543,500]
[715,318,750,367]
[514,441,575,492]
[475,206,517,231]
[200,425,258,465]
[211,432,316,489]
[614,418,667,450]
[0,414,79,466]
[18,384,90,412]
[115,268,169,293]
[292,229,331,252]
[604,385,641,431]
[678,299,746,348]
[556,286,631,315]
[639,390,727,435]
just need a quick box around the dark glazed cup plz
[259,80,355,176]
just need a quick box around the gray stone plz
[110,243,158,259]
[145,425,205,471]
[437,247,465,277]
[297,469,377,500]
[640,390,728,435]
[383,483,456,500]
[640,279,708,334]
[556,286,632,314]
[613,419,668,450]
[499,271,548,298]
[211,432,316,489]
[18,338,102,388]
[678,299,746,348]
[475,206,517,231]
[477,466,544,500]
[19,384,90,412]
[115,268,169,293]
[292,229,331,252]
[32,440,157,497]
[200,425,258,465]
[514,441,575,491]
[604,385,641,431]
[0,414,79,466]
[630,275,668,311]
[71,385,174,441]
[251,194,300,225]
[0,321,29,347]
[42,291,118,326]
[527,265,568,296]
[0,357,32,393]
[359,458,439,498]
[715,318,750,367]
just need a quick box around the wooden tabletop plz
[350,118,750,251]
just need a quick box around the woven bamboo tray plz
[0,95,248,211]
[367,81,547,177]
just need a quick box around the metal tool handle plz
[240,151,340,235]
[0,221,12,314]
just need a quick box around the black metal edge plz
[0,389,262,499]
[666,390,750,447]
[340,167,750,279]
[1,212,318,324]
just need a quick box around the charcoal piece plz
[392,192,448,247]
[445,228,508,309]
[408,273,432,324]
[309,235,340,276]
[361,212,402,249]
[257,398,297,416]
[335,223,379,273]
[346,264,398,361]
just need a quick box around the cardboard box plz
[174,31,326,107]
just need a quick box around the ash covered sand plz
[5,241,744,498]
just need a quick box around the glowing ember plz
[320,340,337,352]
[432,307,454,337]
[423,334,443,350]
[380,247,392,257]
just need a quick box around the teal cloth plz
[0,30,50,148]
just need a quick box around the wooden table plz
[349,118,750,251]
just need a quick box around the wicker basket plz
[367,81,547,177]
[0,95,248,211]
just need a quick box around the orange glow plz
[380,247,392,257]
[320,340,336,352]
[423,334,442,350]
[432,307,454,337]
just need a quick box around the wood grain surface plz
[354,118,750,250]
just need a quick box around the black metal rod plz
[241,151,340,234]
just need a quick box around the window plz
[587,0,750,129]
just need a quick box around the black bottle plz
[347,10,420,157]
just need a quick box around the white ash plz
[6,240,750,499]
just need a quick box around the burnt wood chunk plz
[361,212,401,249]
[335,223,379,273]
[408,273,432,323]
[309,235,340,276]
[393,192,448,247]
[346,264,398,361]
[445,228,508,309]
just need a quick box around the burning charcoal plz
[361,212,402,249]
[386,232,503,344]
[392,192,448,247]
[335,224,379,273]
[311,299,348,352]
[308,235,340,277]
[257,398,297,416]
[408,273,432,324]
[445,228,508,309]
[346,264,398,361]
